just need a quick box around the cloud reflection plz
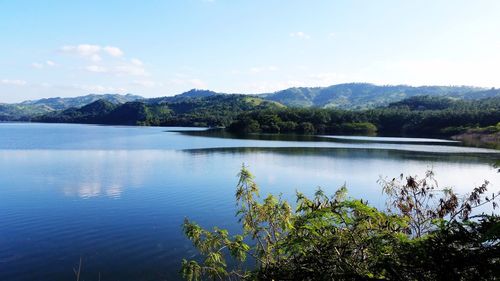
[57,150,183,199]
[0,149,184,199]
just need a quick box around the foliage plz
[3,86,499,140]
[33,94,282,127]
[228,97,500,137]
[181,166,500,280]
[388,95,457,110]
[0,103,53,121]
[467,123,500,134]
[385,215,500,280]
[0,94,142,121]
[261,83,498,109]
[379,170,498,237]
[2,84,500,136]
[20,93,143,110]
[450,122,500,149]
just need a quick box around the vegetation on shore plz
[181,166,499,280]
[452,123,500,149]
[260,83,499,109]
[1,85,499,142]
[228,96,500,137]
[3,83,499,121]
[33,94,283,127]
[23,95,500,140]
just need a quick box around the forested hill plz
[2,83,500,139]
[0,93,143,120]
[260,83,497,109]
[34,94,284,126]
[20,93,143,110]
[228,96,500,138]
[2,83,500,121]
[146,89,220,104]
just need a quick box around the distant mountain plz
[146,89,221,104]
[260,83,496,109]
[3,83,500,123]
[388,95,457,110]
[175,89,219,99]
[0,93,143,121]
[0,103,53,121]
[36,99,119,123]
[20,93,143,110]
[34,94,284,126]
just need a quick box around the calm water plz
[0,123,498,281]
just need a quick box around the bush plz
[340,122,378,134]
[181,166,500,280]
[298,122,315,134]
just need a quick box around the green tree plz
[181,166,500,280]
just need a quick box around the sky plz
[1,0,500,103]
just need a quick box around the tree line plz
[32,95,500,138]
[228,96,500,137]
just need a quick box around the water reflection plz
[178,129,458,145]
[0,150,185,199]
[0,124,498,281]
[183,146,500,165]
[177,129,500,154]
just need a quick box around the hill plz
[3,83,500,126]
[146,89,221,104]
[0,103,53,121]
[260,83,496,109]
[0,93,143,121]
[20,93,143,110]
[34,94,284,126]
[228,96,500,137]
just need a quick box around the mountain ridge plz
[19,93,143,110]
[259,83,492,109]
[34,94,283,126]
[2,83,499,121]
[0,93,143,120]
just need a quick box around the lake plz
[0,123,498,281]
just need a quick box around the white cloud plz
[1,79,27,86]
[32,60,56,69]
[103,46,124,57]
[60,44,124,60]
[73,84,128,93]
[84,63,147,76]
[244,80,307,93]
[61,44,101,57]
[132,80,158,88]
[169,77,207,88]
[130,58,143,66]
[234,72,351,94]
[90,54,102,62]
[250,65,278,73]
[289,31,310,39]
[358,58,500,87]
[308,72,348,86]
[189,79,206,88]
[60,44,147,77]
[23,83,130,95]
[85,65,108,73]
[32,62,44,69]
[114,65,148,76]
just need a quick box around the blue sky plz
[1,0,500,102]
